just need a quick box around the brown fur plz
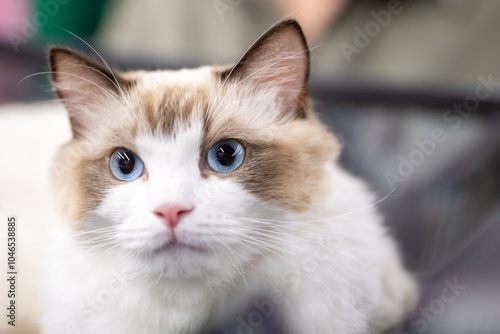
[138,80,209,136]
[202,98,339,212]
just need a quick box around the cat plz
[38,20,417,334]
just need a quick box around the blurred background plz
[1,0,500,333]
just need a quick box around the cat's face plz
[50,21,339,279]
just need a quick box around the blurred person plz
[96,0,350,64]
[313,0,500,81]
[97,0,500,84]
[274,0,351,40]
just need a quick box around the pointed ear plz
[228,20,310,118]
[49,48,133,138]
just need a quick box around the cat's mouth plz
[153,239,207,254]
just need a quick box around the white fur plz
[41,119,416,334]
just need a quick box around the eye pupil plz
[110,149,145,181]
[207,140,245,173]
[117,152,135,175]
[216,144,236,166]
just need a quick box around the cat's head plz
[50,20,339,280]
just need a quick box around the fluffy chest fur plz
[43,162,408,334]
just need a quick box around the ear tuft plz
[49,47,133,138]
[226,20,310,119]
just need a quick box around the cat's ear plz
[227,20,310,118]
[49,47,133,138]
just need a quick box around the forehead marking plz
[134,67,217,137]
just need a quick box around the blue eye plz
[207,140,245,173]
[109,148,145,181]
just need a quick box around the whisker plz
[53,26,133,110]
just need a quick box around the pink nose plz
[153,205,193,229]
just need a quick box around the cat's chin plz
[138,239,226,280]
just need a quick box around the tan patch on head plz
[137,82,209,136]
[202,81,340,212]
[52,119,139,225]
